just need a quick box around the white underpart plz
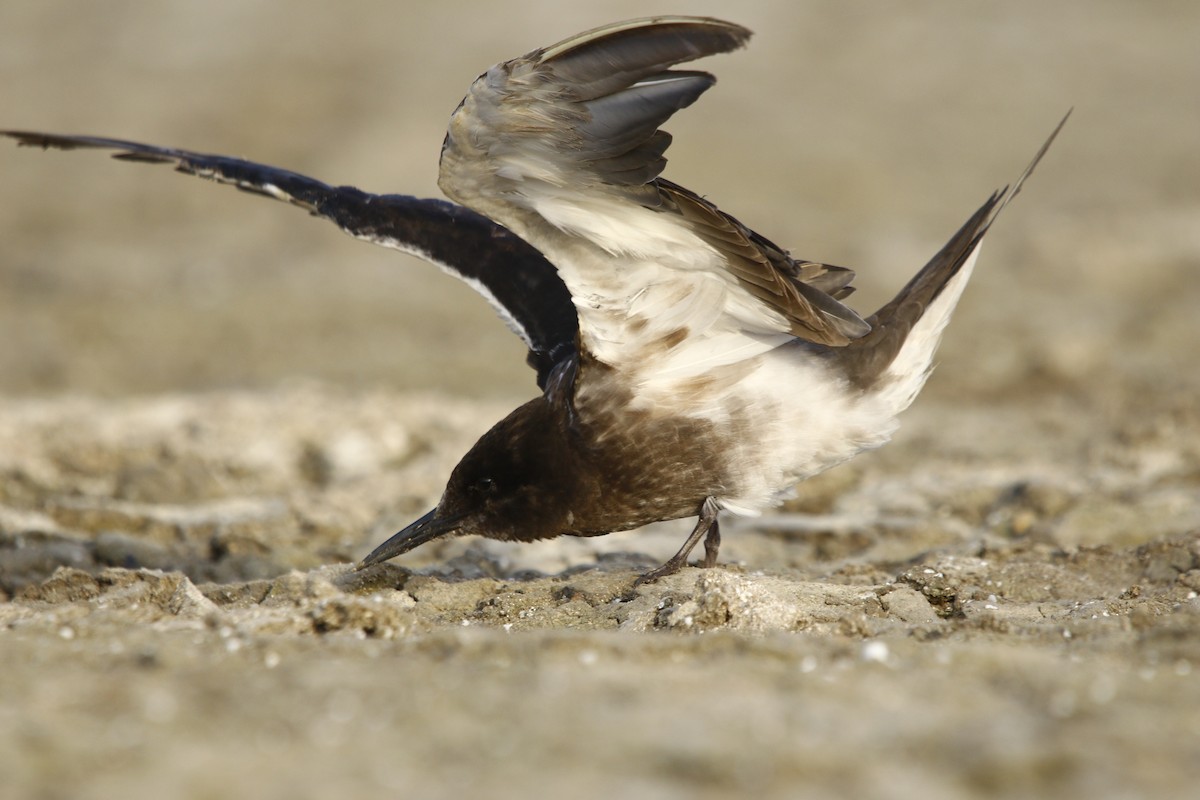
[714,243,982,514]
[877,243,980,413]
[714,351,870,515]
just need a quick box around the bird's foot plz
[634,497,721,586]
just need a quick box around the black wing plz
[2,131,578,388]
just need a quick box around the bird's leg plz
[702,516,721,568]
[635,497,721,585]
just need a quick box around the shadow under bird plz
[4,17,1068,583]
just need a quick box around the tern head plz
[358,398,583,569]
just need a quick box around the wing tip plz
[539,16,752,64]
[3,130,72,150]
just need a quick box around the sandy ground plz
[2,2,1199,799]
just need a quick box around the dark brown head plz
[357,397,583,569]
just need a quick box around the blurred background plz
[1,0,1197,401]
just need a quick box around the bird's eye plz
[474,476,497,495]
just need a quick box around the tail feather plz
[837,110,1071,389]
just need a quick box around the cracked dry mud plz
[2,387,1198,800]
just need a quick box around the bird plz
[4,16,1067,584]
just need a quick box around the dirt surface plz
[2,2,1199,799]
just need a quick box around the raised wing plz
[2,131,578,387]
[437,16,869,383]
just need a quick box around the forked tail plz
[837,111,1071,390]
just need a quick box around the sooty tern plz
[4,16,1067,582]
